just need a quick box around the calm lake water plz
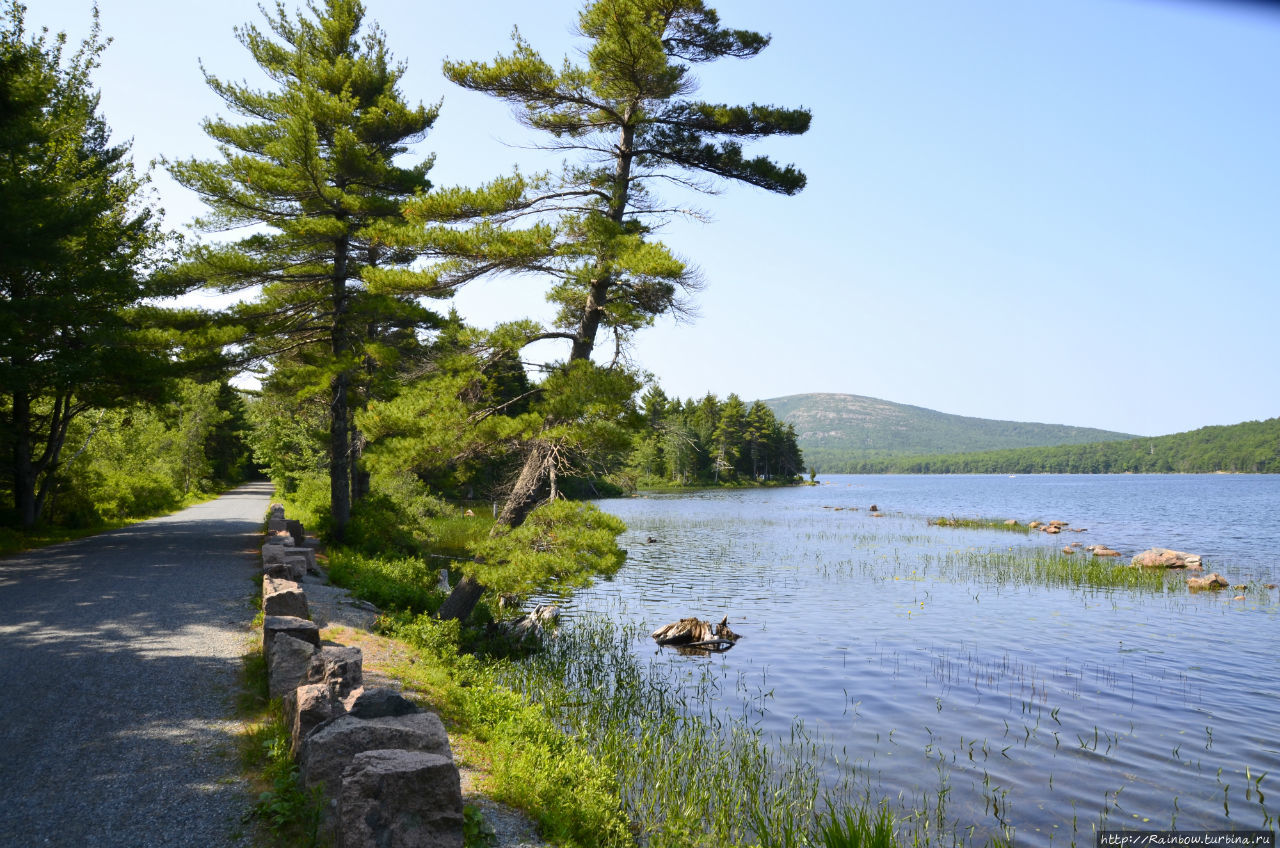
[563,475,1280,845]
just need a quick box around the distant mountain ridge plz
[763,393,1137,470]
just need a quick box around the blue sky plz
[28,0,1280,437]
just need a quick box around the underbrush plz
[0,489,226,556]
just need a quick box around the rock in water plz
[1131,548,1201,569]
[1187,572,1229,590]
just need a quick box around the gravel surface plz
[0,483,273,848]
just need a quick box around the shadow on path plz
[0,482,273,848]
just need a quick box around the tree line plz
[2,0,809,619]
[824,418,1280,474]
[628,387,804,486]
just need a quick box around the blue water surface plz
[556,475,1280,845]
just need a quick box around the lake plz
[558,475,1280,844]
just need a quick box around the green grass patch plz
[927,516,1031,534]
[925,548,1172,592]
[327,549,451,616]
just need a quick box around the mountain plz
[762,393,1137,470]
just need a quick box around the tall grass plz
[927,517,1031,534]
[488,617,896,848]
[921,548,1173,592]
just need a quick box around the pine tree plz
[404,0,810,530]
[169,0,438,539]
[1,3,174,528]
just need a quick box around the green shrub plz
[327,550,447,615]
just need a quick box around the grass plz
[236,581,324,848]
[378,619,634,848]
[377,608,904,848]
[921,548,1174,592]
[927,516,1031,534]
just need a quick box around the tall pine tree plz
[169,0,438,538]
[408,0,810,543]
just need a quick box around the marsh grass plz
[927,517,1031,534]
[379,610,910,848]
[920,549,1172,593]
[489,617,901,848]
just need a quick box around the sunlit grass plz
[927,516,1031,534]
[920,548,1173,592]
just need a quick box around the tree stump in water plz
[652,616,740,652]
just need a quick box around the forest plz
[827,417,1280,474]
[627,387,804,487]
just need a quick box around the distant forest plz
[821,418,1280,474]
[628,388,804,486]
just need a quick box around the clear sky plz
[27,0,1280,437]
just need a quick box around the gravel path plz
[0,482,273,848]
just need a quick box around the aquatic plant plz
[927,516,1031,534]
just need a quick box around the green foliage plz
[249,710,323,846]
[4,378,255,529]
[836,417,1280,474]
[327,549,449,616]
[462,805,497,848]
[358,319,538,501]
[471,500,626,598]
[391,612,463,660]
[243,389,328,499]
[343,471,453,556]
[406,0,809,363]
[629,389,803,486]
[169,0,442,537]
[0,2,183,527]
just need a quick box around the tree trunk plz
[437,441,556,622]
[436,573,485,622]
[12,391,38,530]
[497,441,554,527]
[568,122,634,363]
[329,237,352,540]
[11,391,74,529]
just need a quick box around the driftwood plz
[652,616,741,652]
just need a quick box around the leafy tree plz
[402,0,810,528]
[169,0,439,539]
[0,3,176,528]
[31,376,254,528]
